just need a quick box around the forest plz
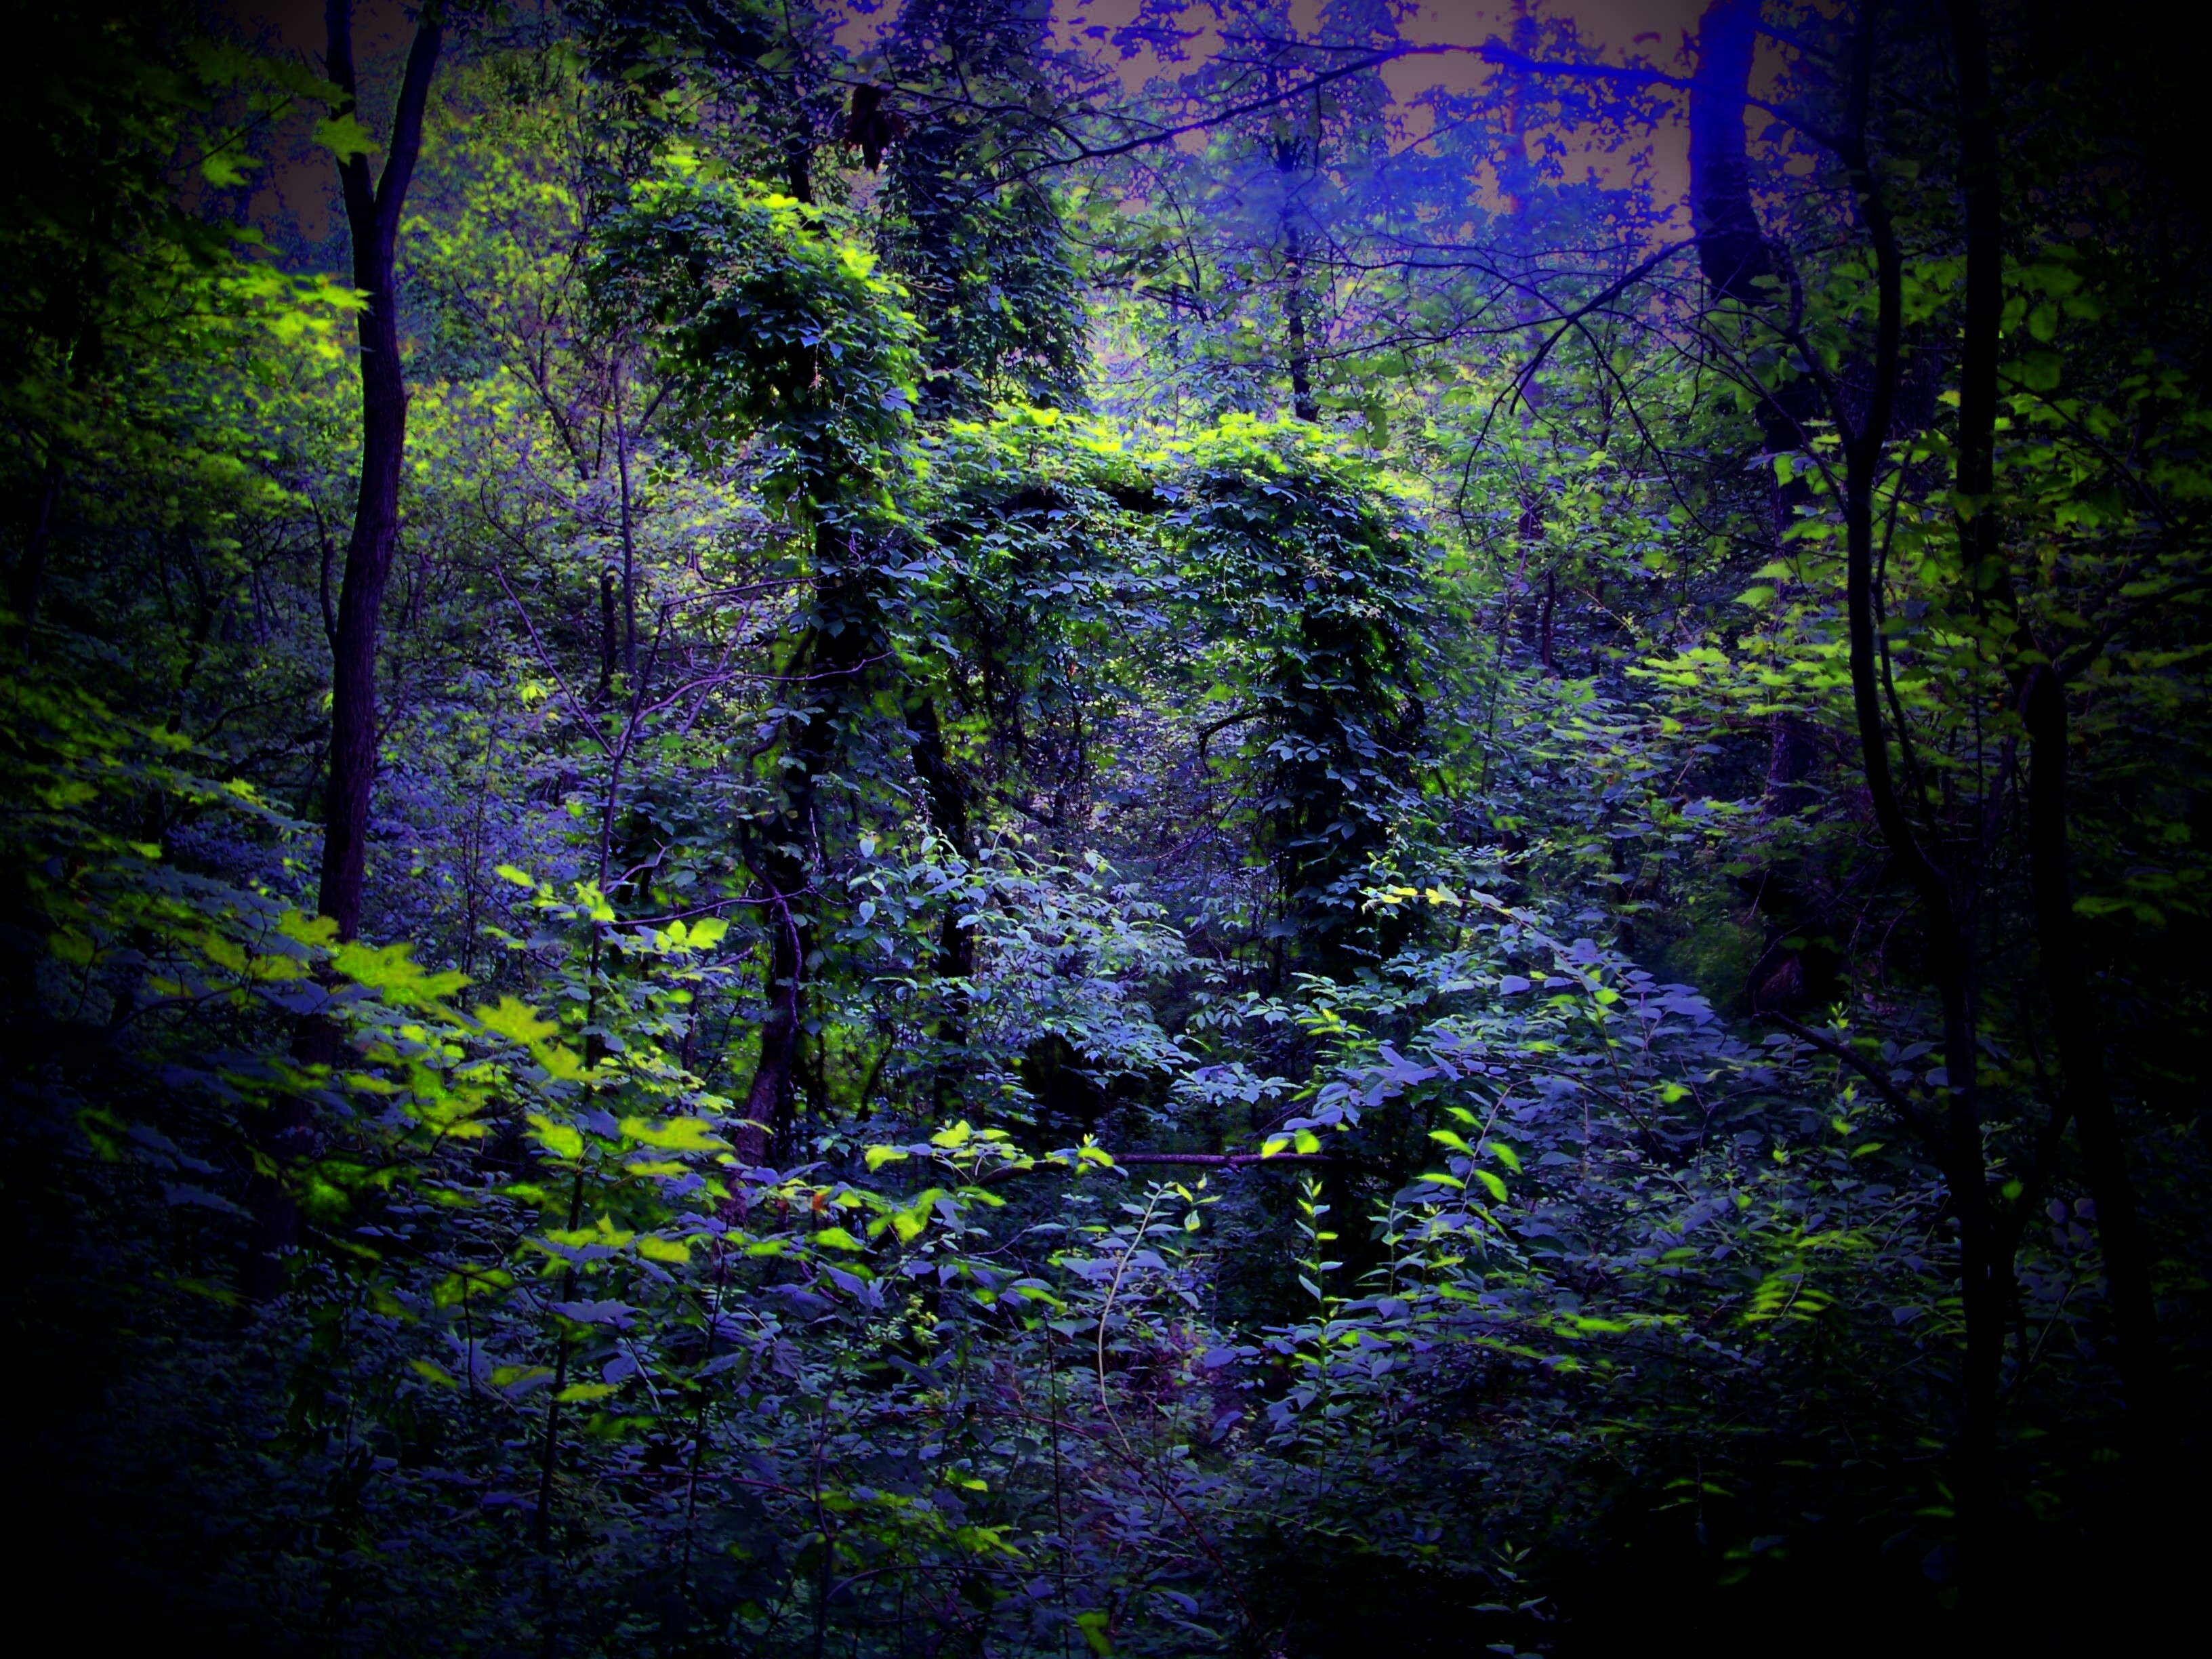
[3,0,2207,1651]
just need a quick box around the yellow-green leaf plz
[476,995,559,1044]
[621,1115,728,1152]
[527,1113,583,1162]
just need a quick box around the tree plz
[597,177,922,1162]
[315,0,445,941]
[875,0,1089,415]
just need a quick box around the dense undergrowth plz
[5,1,2209,1652]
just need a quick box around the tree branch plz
[1761,1012,1946,1153]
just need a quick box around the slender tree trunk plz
[738,844,807,1166]
[616,390,638,680]
[1835,0,2007,1575]
[597,564,617,702]
[735,528,877,1164]
[10,463,61,636]
[908,693,975,1113]
[1944,0,2168,1459]
[2023,670,2165,1427]
[1283,221,1317,424]
[1275,78,1319,424]
[1688,0,1826,813]
[248,3,442,1303]
[314,0,445,942]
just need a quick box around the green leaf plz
[201,148,258,188]
[476,995,559,1044]
[620,1116,729,1152]
[527,1113,583,1162]
[313,112,375,163]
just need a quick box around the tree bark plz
[248,2,442,1303]
[909,692,975,1113]
[314,0,445,942]
[1687,0,1772,308]
[1687,1,1824,815]
[10,463,61,636]
[1944,0,2167,1458]
[735,528,878,1164]
[1273,77,1319,424]
[2023,670,2165,1430]
[1835,0,2006,1574]
[1284,220,1317,423]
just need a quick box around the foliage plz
[6,1,2208,1652]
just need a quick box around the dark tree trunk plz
[1689,1,1823,815]
[1944,0,2167,1456]
[2024,670,2165,1432]
[1832,0,2007,1577]
[10,463,60,635]
[598,563,618,702]
[738,842,807,1166]
[1947,0,2002,589]
[735,529,878,1164]
[1687,0,1772,308]
[248,2,442,1303]
[314,0,445,942]
[909,693,975,1113]
[12,151,119,642]
[1284,222,1318,423]
[1765,717,1820,814]
[1275,81,1319,424]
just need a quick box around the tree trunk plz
[734,528,878,1164]
[909,693,975,1113]
[1835,0,2007,1576]
[1275,79,1319,424]
[2024,669,2166,1437]
[10,462,60,636]
[737,843,807,1166]
[1944,0,2168,1458]
[1687,0,1772,308]
[249,3,442,1303]
[314,0,445,942]
[1284,221,1317,424]
[1688,0,1826,813]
